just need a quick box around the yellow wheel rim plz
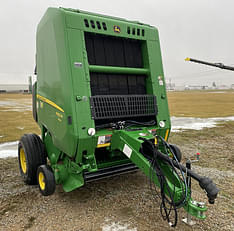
[20,148,27,174]
[38,172,45,190]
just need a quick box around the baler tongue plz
[110,129,219,226]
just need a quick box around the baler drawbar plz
[18,8,219,227]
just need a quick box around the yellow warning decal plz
[97,135,112,148]
[37,94,64,113]
[97,143,111,148]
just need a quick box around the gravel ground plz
[1,163,233,231]
[0,143,233,231]
[0,121,233,230]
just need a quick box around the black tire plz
[37,165,56,196]
[169,144,182,162]
[18,134,47,185]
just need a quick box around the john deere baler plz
[18,8,219,227]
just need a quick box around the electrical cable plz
[141,137,188,227]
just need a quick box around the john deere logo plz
[114,25,121,33]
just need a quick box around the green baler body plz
[33,7,209,220]
[36,7,170,183]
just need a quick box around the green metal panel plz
[36,8,78,157]
[66,28,97,171]
[89,65,149,75]
[63,8,158,41]
[145,39,171,130]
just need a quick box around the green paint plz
[89,65,149,75]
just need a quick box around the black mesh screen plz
[85,32,147,96]
[90,73,146,96]
[90,95,157,120]
[85,32,143,67]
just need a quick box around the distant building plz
[217,85,229,90]
[185,85,208,90]
[166,82,176,90]
[0,84,29,93]
[174,86,186,91]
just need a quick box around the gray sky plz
[0,0,233,86]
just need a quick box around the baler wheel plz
[37,165,56,196]
[18,134,47,185]
[169,144,182,162]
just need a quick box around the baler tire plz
[169,144,182,163]
[37,165,56,196]
[18,134,47,185]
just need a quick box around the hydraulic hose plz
[156,150,219,204]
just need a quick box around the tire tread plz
[18,134,47,185]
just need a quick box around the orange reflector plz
[165,129,169,141]
[155,138,158,145]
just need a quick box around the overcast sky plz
[0,0,233,86]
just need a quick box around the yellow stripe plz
[37,94,64,113]
[97,143,111,148]
[165,129,169,141]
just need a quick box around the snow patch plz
[16,127,24,130]
[171,116,234,132]
[0,150,18,158]
[0,141,18,158]
[102,219,137,231]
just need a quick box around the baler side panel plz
[145,39,171,137]
[36,8,78,157]
[66,28,97,167]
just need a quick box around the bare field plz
[167,90,234,118]
[0,92,233,230]
[0,94,40,143]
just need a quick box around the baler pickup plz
[84,162,138,182]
